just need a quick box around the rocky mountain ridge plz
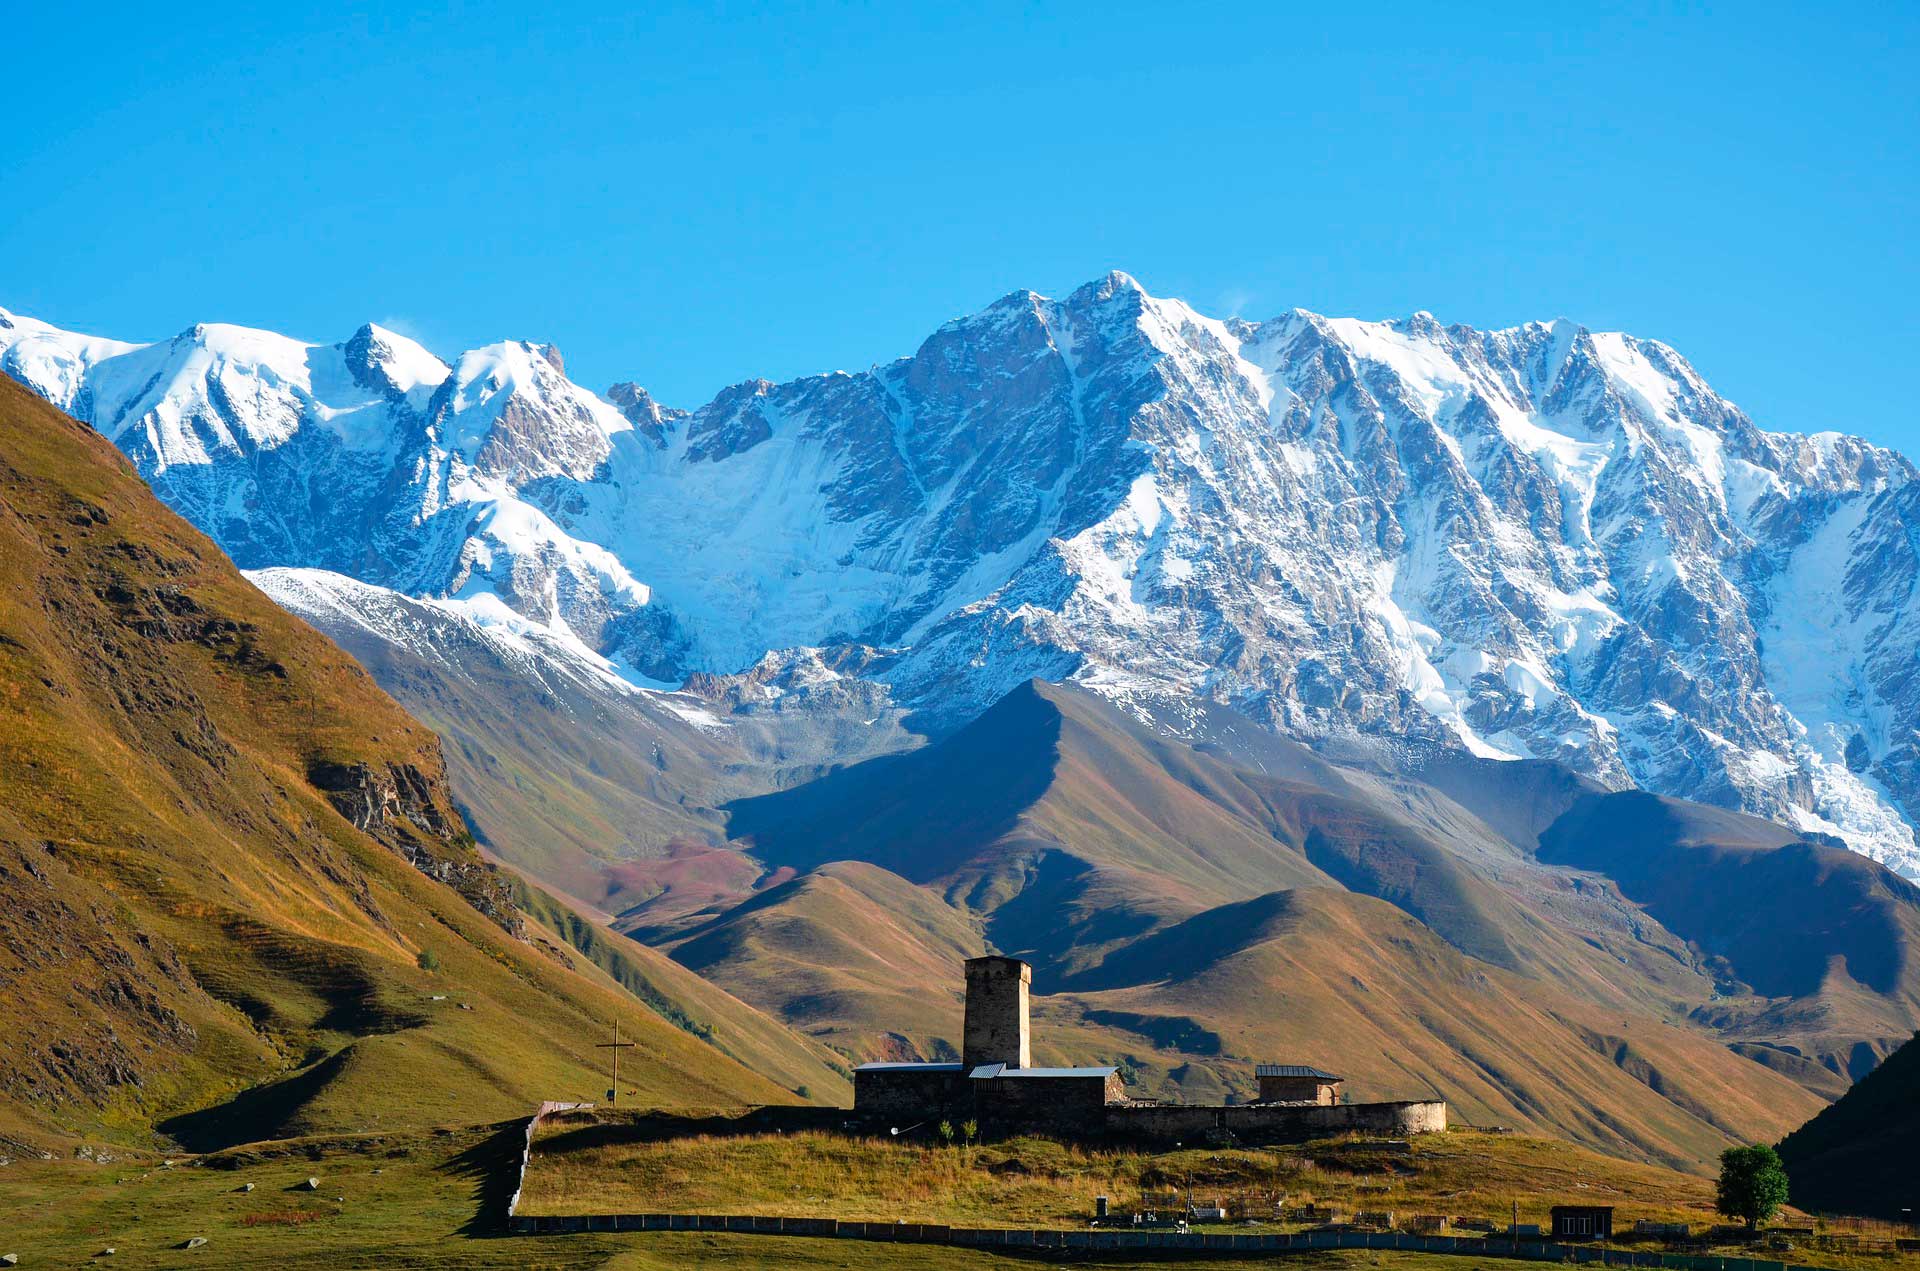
[4,275,1916,877]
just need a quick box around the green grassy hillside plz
[2,1121,1667,1271]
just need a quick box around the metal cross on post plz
[596,1019,636,1106]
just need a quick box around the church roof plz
[853,1061,966,1073]
[968,1063,1117,1079]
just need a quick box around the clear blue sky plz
[3,3,1915,447]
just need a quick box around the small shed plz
[1550,1205,1615,1241]
[1255,1063,1344,1105]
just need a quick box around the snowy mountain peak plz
[430,340,632,485]
[5,278,1918,878]
[0,306,143,414]
[341,323,449,399]
[1083,268,1146,301]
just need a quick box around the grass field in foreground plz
[0,1121,1545,1270]
[3,1115,1917,1270]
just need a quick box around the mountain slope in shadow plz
[674,677,1920,1168]
[1778,1029,1920,1219]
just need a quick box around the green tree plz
[938,1119,955,1145]
[1716,1145,1790,1231]
[961,1118,979,1146]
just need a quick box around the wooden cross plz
[596,1019,637,1106]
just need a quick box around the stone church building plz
[852,956,1446,1144]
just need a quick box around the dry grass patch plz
[520,1117,1734,1231]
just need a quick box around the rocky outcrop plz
[307,760,451,838]
[306,758,520,936]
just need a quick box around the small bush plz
[416,949,439,972]
[242,1209,327,1227]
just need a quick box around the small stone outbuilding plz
[1255,1063,1344,1105]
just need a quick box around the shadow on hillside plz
[534,1106,848,1155]
[158,1045,357,1153]
[443,1119,531,1237]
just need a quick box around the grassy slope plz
[1542,792,1920,1077]
[289,588,914,918]
[662,860,989,1058]
[0,1123,1515,1270]
[328,615,744,902]
[1071,888,1822,1165]
[519,1111,1741,1231]
[2,1115,1906,1270]
[0,377,794,1148]
[509,875,853,1103]
[659,864,1822,1166]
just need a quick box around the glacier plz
[4,272,1916,879]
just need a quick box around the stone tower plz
[962,955,1030,1070]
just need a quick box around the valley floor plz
[0,1121,1517,1270]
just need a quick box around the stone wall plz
[975,1074,1110,1134]
[1257,1075,1338,1104]
[507,1211,1807,1271]
[1107,1100,1447,1145]
[851,1069,967,1125]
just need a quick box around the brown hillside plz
[687,679,1920,1167]
[0,376,814,1148]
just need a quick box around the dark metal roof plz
[852,1062,966,1073]
[968,1063,1117,1080]
[1255,1063,1343,1080]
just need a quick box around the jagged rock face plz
[304,756,519,934]
[4,275,1917,876]
[607,381,686,447]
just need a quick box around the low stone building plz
[852,956,1446,1145]
[1256,1063,1344,1105]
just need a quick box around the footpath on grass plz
[501,1104,1814,1271]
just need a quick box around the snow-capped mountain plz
[5,274,1916,877]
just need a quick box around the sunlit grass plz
[520,1119,1730,1229]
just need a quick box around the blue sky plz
[3,3,1915,447]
